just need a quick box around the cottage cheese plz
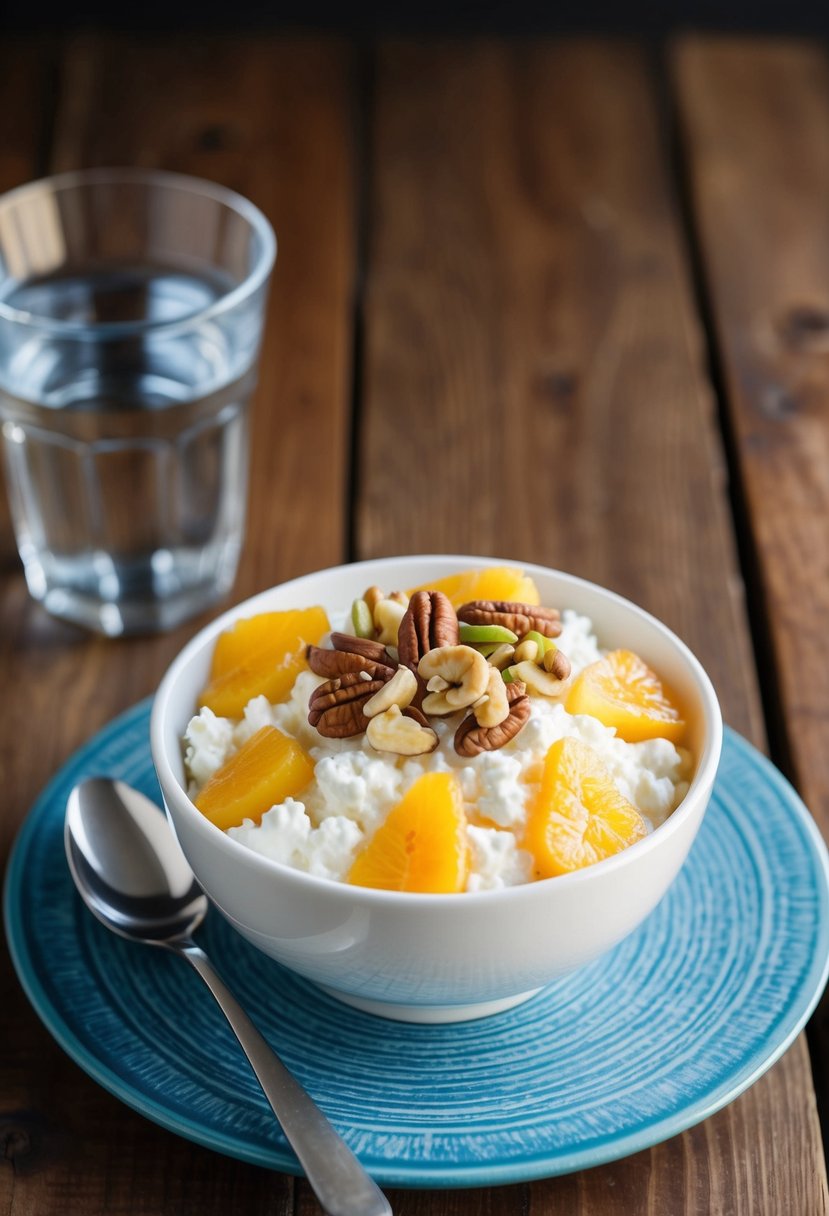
[184,609,692,891]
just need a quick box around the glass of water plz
[0,168,275,636]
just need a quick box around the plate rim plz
[4,700,829,1188]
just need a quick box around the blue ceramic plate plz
[5,701,829,1188]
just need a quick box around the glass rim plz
[0,167,277,340]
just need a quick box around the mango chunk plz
[195,725,314,831]
[565,649,685,744]
[200,606,330,718]
[347,772,468,893]
[526,737,647,877]
[407,567,540,609]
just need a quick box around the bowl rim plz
[150,554,723,906]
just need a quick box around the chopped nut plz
[419,645,489,714]
[487,643,515,670]
[543,647,571,679]
[457,600,561,639]
[362,585,384,615]
[398,591,459,674]
[523,629,553,656]
[513,638,539,664]
[513,659,569,698]
[366,704,438,755]
[330,631,389,664]
[307,645,394,681]
[426,675,450,693]
[389,590,409,606]
[373,597,407,646]
[363,665,418,717]
[308,672,388,737]
[473,666,510,728]
[454,682,531,756]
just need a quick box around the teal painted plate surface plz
[5,701,829,1188]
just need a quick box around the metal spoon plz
[65,777,392,1216]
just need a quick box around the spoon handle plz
[176,942,391,1216]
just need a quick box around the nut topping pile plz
[306,587,572,757]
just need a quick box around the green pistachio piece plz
[472,641,502,657]
[351,597,375,638]
[459,622,518,645]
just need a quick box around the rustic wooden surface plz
[673,35,829,1198]
[1,32,828,1216]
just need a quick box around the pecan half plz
[457,600,561,639]
[307,645,394,682]
[398,591,459,707]
[308,672,387,738]
[454,680,530,756]
[330,631,391,663]
[472,665,510,728]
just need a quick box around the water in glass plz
[0,262,257,634]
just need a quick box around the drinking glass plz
[0,168,276,635]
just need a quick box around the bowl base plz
[316,984,543,1023]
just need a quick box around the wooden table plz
[2,32,828,1216]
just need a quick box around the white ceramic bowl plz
[151,555,722,1023]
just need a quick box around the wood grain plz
[3,31,828,1216]
[672,36,829,840]
[673,34,829,1200]
[359,39,827,1214]
[52,33,356,603]
[359,42,762,739]
[0,34,356,1216]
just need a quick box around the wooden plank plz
[673,33,829,1205]
[52,32,356,605]
[0,33,356,1216]
[360,42,762,741]
[672,36,829,838]
[360,39,827,1214]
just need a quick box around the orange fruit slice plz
[195,725,314,830]
[526,737,647,877]
[200,606,330,718]
[406,566,540,609]
[347,772,468,893]
[565,649,685,744]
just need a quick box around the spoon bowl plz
[65,776,391,1216]
[65,778,207,942]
